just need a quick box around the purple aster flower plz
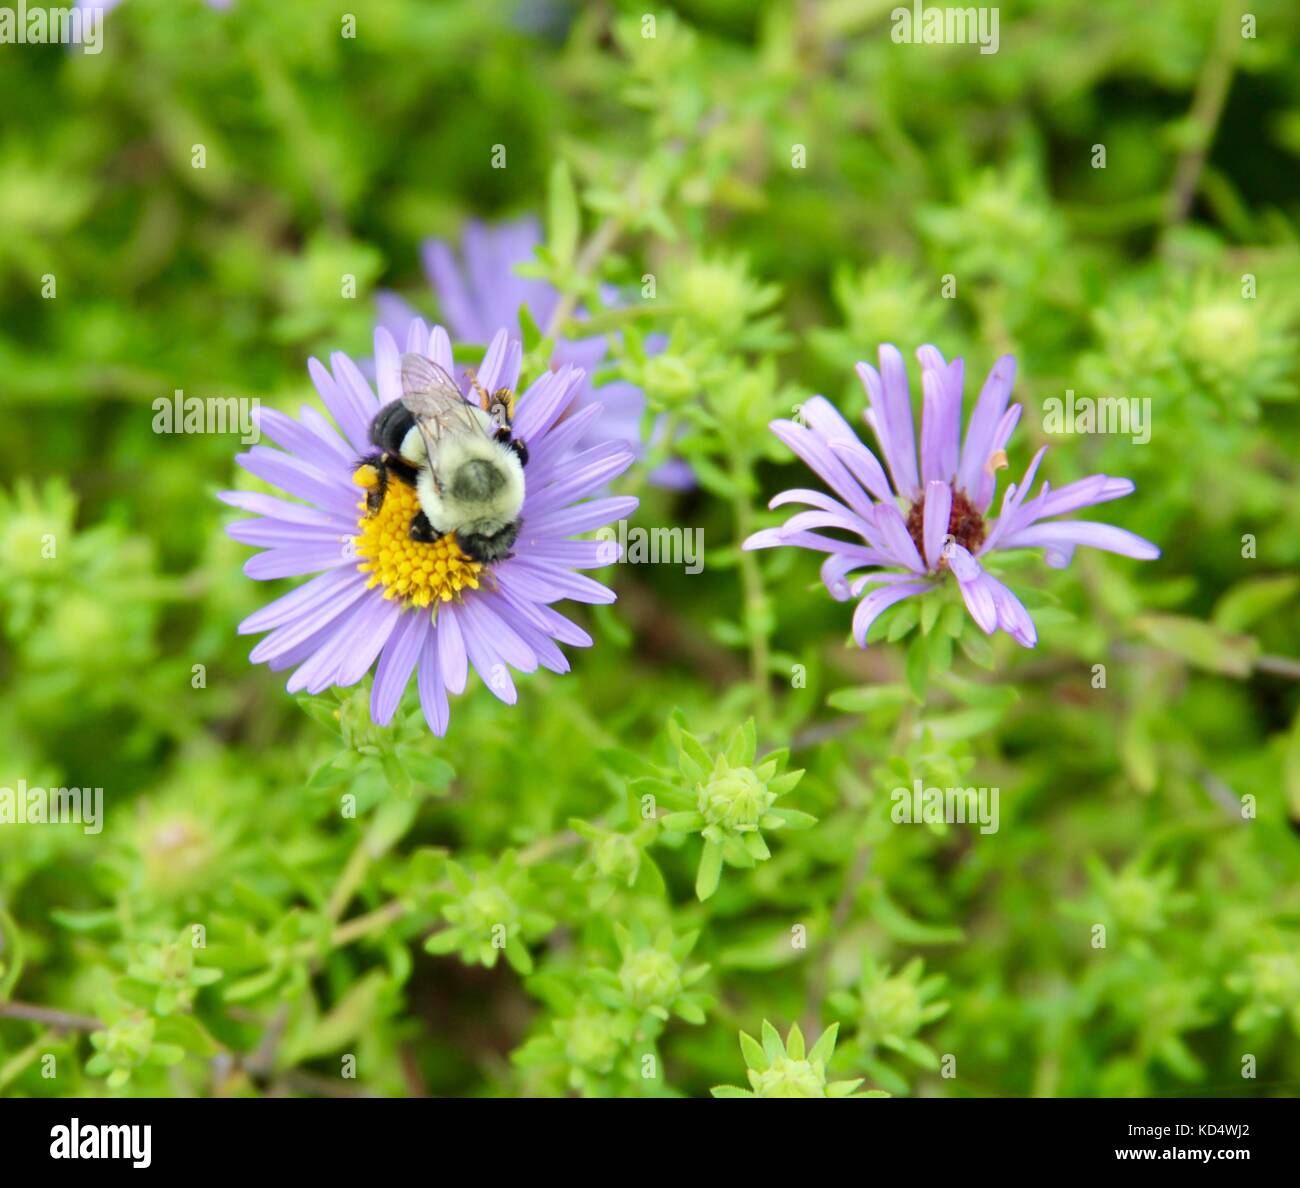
[378,216,692,489]
[743,344,1159,648]
[221,319,637,736]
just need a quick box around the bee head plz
[451,458,506,502]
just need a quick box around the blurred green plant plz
[1,0,1298,1102]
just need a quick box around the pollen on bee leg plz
[353,464,381,489]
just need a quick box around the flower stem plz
[1163,0,1241,225]
[543,214,626,341]
[732,465,773,726]
[0,1001,102,1031]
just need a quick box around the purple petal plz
[982,446,1048,552]
[436,604,469,694]
[369,609,429,726]
[375,291,422,346]
[503,557,617,605]
[921,479,952,570]
[800,398,895,505]
[520,403,603,481]
[522,496,639,540]
[852,581,932,646]
[920,364,960,485]
[307,355,373,456]
[218,490,352,531]
[999,520,1161,561]
[405,318,430,356]
[374,326,402,408]
[476,328,520,395]
[768,419,876,522]
[244,541,352,580]
[778,509,874,540]
[947,544,998,634]
[822,552,866,601]
[513,365,583,443]
[297,406,357,465]
[973,403,1023,511]
[743,528,886,564]
[429,325,454,373]
[1019,475,1135,523]
[524,442,635,515]
[956,355,1016,500]
[983,572,1037,647]
[241,567,369,637]
[417,627,451,736]
[459,596,538,673]
[422,239,479,343]
[873,503,927,573]
[235,447,358,519]
[254,407,339,463]
[285,596,382,694]
[456,605,517,704]
[332,595,404,688]
[859,345,920,499]
[227,520,346,549]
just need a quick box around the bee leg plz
[409,511,442,543]
[494,426,529,468]
[354,456,389,514]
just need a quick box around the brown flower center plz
[905,485,986,566]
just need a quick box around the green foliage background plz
[2,0,1299,1098]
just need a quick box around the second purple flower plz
[744,345,1160,648]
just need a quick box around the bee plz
[361,354,529,564]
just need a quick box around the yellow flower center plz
[351,465,482,608]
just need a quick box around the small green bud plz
[698,765,774,833]
[619,948,681,1010]
[750,1054,827,1098]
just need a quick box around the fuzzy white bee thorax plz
[410,432,525,538]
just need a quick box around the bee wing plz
[398,353,489,445]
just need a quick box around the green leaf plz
[504,935,534,976]
[760,1019,784,1062]
[827,685,910,714]
[958,628,996,669]
[739,1029,767,1071]
[808,1022,839,1065]
[365,797,418,857]
[424,929,461,955]
[887,599,920,641]
[695,840,724,901]
[870,888,964,945]
[659,810,704,832]
[296,695,342,734]
[906,633,929,702]
[1212,575,1299,633]
[397,748,455,793]
[920,594,943,636]
[48,908,118,934]
[1137,614,1259,677]
[764,806,816,829]
[726,718,757,766]
[546,159,580,272]
[517,302,544,353]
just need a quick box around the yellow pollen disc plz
[351,467,482,609]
